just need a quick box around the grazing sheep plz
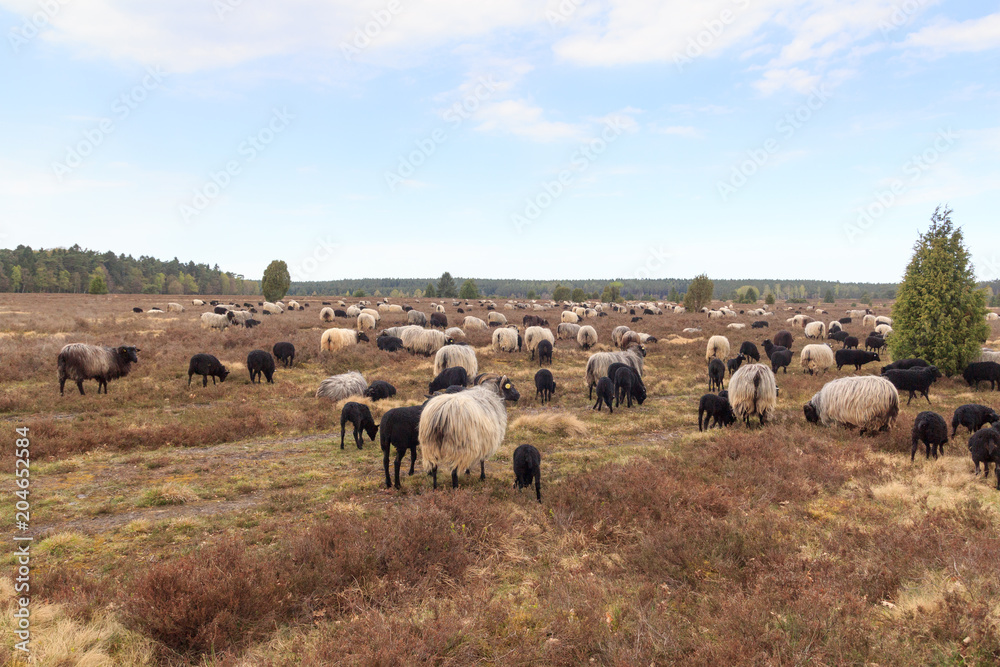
[346,305,361,318]
[320,307,335,322]
[263,302,283,315]
[463,315,488,332]
[773,330,794,350]
[611,326,631,347]
[862,314,877,329]
[316,371,368,401]
[58,344,140,395]
[619,330,644,351]
[592,376,615,413]
[200,312,231,330]
[430,312,448,328]
[951,404,1000,437]
[863,336,886,354]
[770,349,793,374]
[534,369,556,404]
[187,353,229,387]
[340,402,378,450]
[585,349,645,399]
[247,350,276,384]
[471,373,521,402]
[537,339,553,367]
[911,411,949,461]
[706,335,731,362]
[360,308,380,323]
[429,367,469,394]
[828,331,850,345]
[560,311,580,324]
[727,354,745,376]
[377,334,404,352]
[364,380,397,401]
[728,364,778,426]
[403,328,450,356]
[409,311,431,328]
[828,321,842,335]
[968,428,1000,489]
[804,321,827,339]
[835,349,881,371]
[739,341,760,362]
[272,342,295,367]
[321,328,369,353]
[444,327,466,342]
[751,320,769,329]
[380,405,424,489]
[803,376,899,434]
[963,361,1000,390]
[488,312,508,326]
[433,344,478,378]
[882,366,942,405]
[614,366,646,408]
[843,335,859,349]
[132,307,143,313]
[192,299,205,306]
[577,325,598,350]
[708,358,725,391]
[167,302,185,313]
[761,339,786,359]
[357,312,377,331]
[875,316,892,326]
[512,444,542,502]
[493,327,520,353]
[875,324,893,337]
[558,322,582,340]
[523,314,549,327]
[800,344,835,375]
[419,386,509,489]
[698,391,735,431]
[525,326,555,361]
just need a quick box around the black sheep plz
[865,335,886,353]
[132,307,143,313]
[537,339,553,367]
[340,402,378,449]
[708,357,725,391]
[698,391,735,431]
[213,305,228,315]
[761,339,787,360]
[187,353,229,387]
[751,320,769,329]
[843,335,859,349]
[613,366,646,408]
[881,358,928,373]
[834,349,880,371]
[727,354,745,376]
[377,335,404,352]
[963,361,1000,391]
[380,405,423,489]
[644,308,654,315]
[968,428,1000,489]
[512,444,542,503]
[534,369,556,404]
[247,350,276,384]
[272,342,295,367]
[592,376,615,412]
[631,316,643,323]
[882,366,941,405]
[334,309,347,317]
[773,330,794,349]
[838,317,852,324]
[429,367,468,393]
[911,411,948,461]
[430,312,448,328]
[364,380,397,401]
[739,341,760,362]
[951,404,1000,437]
[244,319,261,328]
[829,331,850,344]
[770,349,793,374]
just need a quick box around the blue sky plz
[0,0,997,283]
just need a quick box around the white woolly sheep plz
[488,312,508,326]
[419,385,508,488]
[377,303,391,312]
[388,304,404,314]
[433,344,478,378]
[191,299,205,306]
[708,310,724,319]
[433,304,445,313]
[577,325,598,350]
[976,349,1000,363]
[673,306,686,314]
[728,364,778,426]
[404,328,449,356]
[200,312,230,330]
[585,349,644,398]
[321,327,368,352]
[800,343,835,375]
[287,300,300,310]
[463,315,488,332]
[804,376,899,434]
[557,322,581,340]
[525,326,555,360]
[445,327,466,342]
[875,324,893,337]
[316,371,368,402]
[320,307,335,322]
[862,314,877,329]
[804,321,827,339]
[357,312,377,331]
[493,327,519,353]
[346,305,361,317]
[408,310,429,326]
[987,312,999,321]
[361,307,380,322]
[167,302,185,313]
[560,311,580,324]
[263,302,283,314]
[706,335,731,361]
[875,316,892,326]
[611,325,631,347]
[727,323,746,330]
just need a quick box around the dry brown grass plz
[2,293,1000,664]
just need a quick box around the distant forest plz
[3,245,999,304]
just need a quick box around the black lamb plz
[708,357,725,391]
[272,341,295,367]
[865,335,886,353]
[379,405,423,489]
[881,358,928,373]
[951,404,1000,437]
[739,341,760,362]
[698,391,735,431]
[247,350,276,384]
[534,369,556,404]
[751,321,769,329]
[614,366,646,408]
[727,354,745,376]
[963,361,1000,391]
[834,349,880,371]
[882,366,941,405]
[761,339,787,360]
[512,444,542,503]
[364,380,397,401]
[829,331,850,345]
[187,353,229,387]
[592,376,615,412]
[537,339,553,367]
[377,335,404,352]
[770,349,793,374]
[911,411,948,461]
[968,428,1000,489]
[429,367,468,394]
[430,312,448,328]
[843,335,859,349]
[340,401,378,450]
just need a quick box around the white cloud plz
[901,12,1000,54]
[473,99,584,141]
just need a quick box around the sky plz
[0,0,997,284]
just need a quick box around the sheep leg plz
[408,446,416,475]
[923,391,931,404]
[355,426,364,450]
[534,472,541,503]
[188,374,193,387]
[383,447,392,488]
[480,460,486,481]
[76,380,85,395]
[451,469,459,489]
[394,448,405,489]
[59,378,66,395]
[431,466,438,489]
[203,375,208,387]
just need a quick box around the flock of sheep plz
[54,294,1000,497]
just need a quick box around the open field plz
[3,292,1000,665]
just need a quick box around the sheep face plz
[500,378,520,403]
[803,403,820,424]
[117,346,141,363]
[357,331,370,343]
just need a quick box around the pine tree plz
[261,260,291,302]
[683,274,714,311]
[668,286,679,303]
[438,272,457,298]
[88,270,109,295]
[424,283,437,298]
[765,292,775,306]
[571,288,585,302]
[890,207,989,376]
[823,289,835,304]
[552,284,571,302]
[459,279,479,299]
